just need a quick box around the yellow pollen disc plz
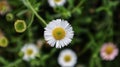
[105,46,114,55]
[26,48,33,56]
[54,0,61,3]
[52,27,66,40]
[64,55,71,62]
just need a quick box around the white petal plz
[56,41,61,48]
[23,55,29,61]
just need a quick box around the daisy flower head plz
[100,42,119,61]
[0,0,10,15]
[44,19,74,48]
[48,0,66,7]
[58,49,77,67]
[21,43,39,61]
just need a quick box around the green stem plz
[107,15,113,41]
[89,57,94,67]
[103,0,109,6]
[5,59,22,67]
[78,30,96,56]
[71,0,86,13]
[78,41,92,56]
[27,13,34,42]
[27,13,34,28]
[0,56,9,65]
[28,26,33,42]
[95,57,102,67]
[26,0,47,27]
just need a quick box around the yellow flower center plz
[64,55,71,62]
[105,46,114,55]
[54,0,61,3]
[52,27,66,40]
[26,48,33,56]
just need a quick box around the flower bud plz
[6,13,14,22]
[0,36,8,47]
[14,20,27,33]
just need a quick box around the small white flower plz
[48,0,66,7]
[44,19,74,48]
[0,0,11,15]
[21,43,39,61]
[58,49,77,67]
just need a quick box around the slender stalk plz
[78,30,97,56]
[26,0,47,27]
[89,57,94,67]
[0,56,9,65]
[27,13,34,28]
[71,0,86,13]
[5,59,22,67]
[27,13,34,42]
[78,41,92,56]
[95,57,102,67]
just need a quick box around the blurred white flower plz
[48,0,66,7]
[36,39,45,49]
[0,0,10,15]
[58,49,77,67]
[21,43,39,61]
[44,19,74,48]
[100,42,119,61]
[76,64,85,67]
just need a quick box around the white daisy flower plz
[48,0,66,7]
[58,49,77,67]
[0,0,11,15]
[44,19,74,48]
[21,43,39,61]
